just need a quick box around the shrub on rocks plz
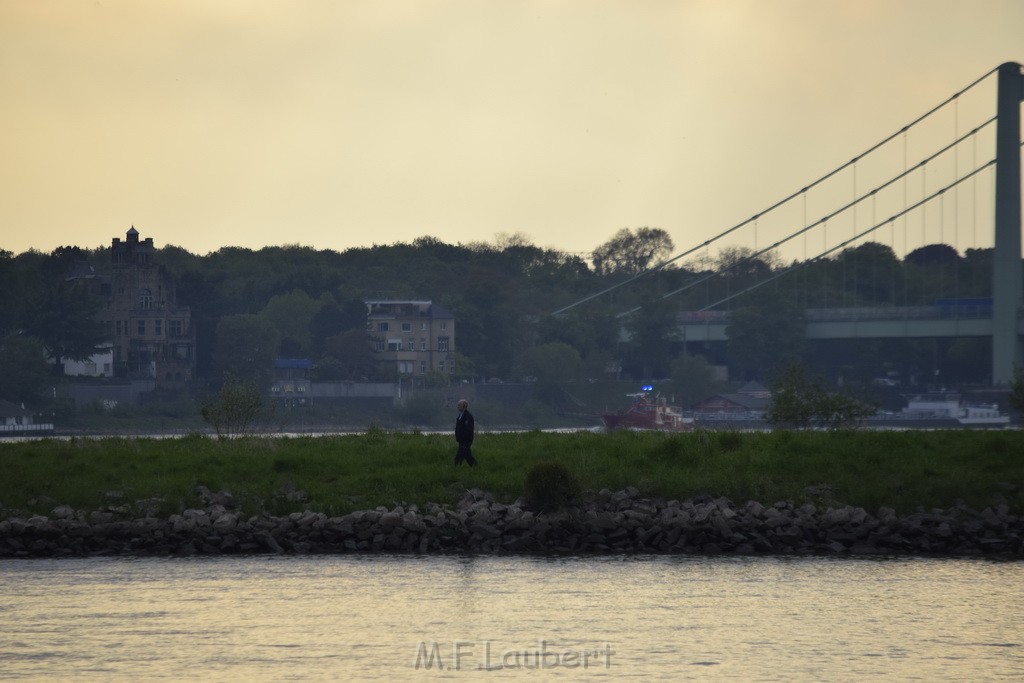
[524,461,581,512]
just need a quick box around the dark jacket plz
[455,410,475,446]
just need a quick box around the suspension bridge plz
[556,62,1024,385]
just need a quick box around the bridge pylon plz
[993,62,1024,384]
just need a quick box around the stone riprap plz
[1,487,1020,558]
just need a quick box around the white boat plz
[956,403,1011,426]
[899,393,1010,427]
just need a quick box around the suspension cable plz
[552,66,1000,316]
[615,119,996,316]
[693,159,996,314]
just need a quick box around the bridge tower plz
[993,62,1024,384]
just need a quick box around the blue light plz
[641,385,653,392]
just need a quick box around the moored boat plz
[601,387,691,432]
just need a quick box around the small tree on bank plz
[766,364,876,430]
[1010,366,1024,417]
[200,374,265,438]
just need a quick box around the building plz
[0,400,54,436]
[365,299,456,377]
[99,228,196,385]
[270,358,314,408]
[691,381,770,419]
[58,343,114,378]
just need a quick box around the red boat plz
[600,389,692,432]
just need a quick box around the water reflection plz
[0,555,1021,681]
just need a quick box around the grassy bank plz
[2,430,1022,519]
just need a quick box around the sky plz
[2,0,1022,261]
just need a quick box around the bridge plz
[557,63,1024,384]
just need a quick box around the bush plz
[523,460,581,512]
[200,375,264,438]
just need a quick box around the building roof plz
[65,263,98,281]
[0,400,33,418]
[738,381,770,396]
[694,393,769,411]
[430,302,454,319]
[274,358,314,369]
[365,299,454,319]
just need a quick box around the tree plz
[670,352,717,408]
[516,342,584,385]
[0,334,51,403]
[591,227,674,276]
[905,243,960,267]
[715,245,779,280]
[319,329,380,381]
[766,364,875,430]
[765,364,821,429]
[622,299,679,379]
[260,289,320,356]
[200,374,265,438]
[214,314,281,385]
[725,292,805,381]
[26,283,108,372]
[1010,366,1024,416]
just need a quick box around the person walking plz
[454,399,476,466]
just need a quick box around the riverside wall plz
[1,487,1021,559]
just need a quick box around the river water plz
[1,555,1021,681]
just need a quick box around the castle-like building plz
[99,227,196,384]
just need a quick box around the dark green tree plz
[591,227,674,276]
[0,334,52,402]
[670,352,717,408]
[26,284,108,372]
[515,342,585,385]
[214,314,281,385]
[200,374,265,438]
[318,329,380,381]
[725,292,805,381]
[1009,366,1024,416]
[766,364,875,430]
[622,300,679,379]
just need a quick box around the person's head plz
[457,399,468,412]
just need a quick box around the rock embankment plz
[1,487,1020,558]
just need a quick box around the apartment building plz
[365,299,456,376]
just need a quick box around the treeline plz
[0,229,1002,406]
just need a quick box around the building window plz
[140,288,153,310]
[438,336,449,352]
[378,322,389,332]
[137,320,146,336]
[387,340,401,352]
[401,322,412,332]
[421,322,427,331]
[440,321,447,330]
[420,338,426,351]
[420,362,426,374]
[438,361,445,373]
[373,341,385,352]
[169,320,182,337]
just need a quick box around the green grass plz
[1,429,1022,518]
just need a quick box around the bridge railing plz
[679,303,994,324]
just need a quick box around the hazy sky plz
[2,0,1022,259]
